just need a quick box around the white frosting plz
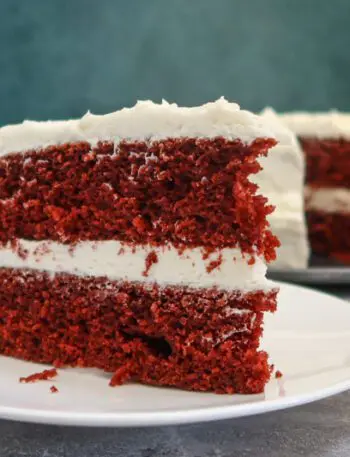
[0,240,273,292]
[305,186,350,214]
[0,98,281,157]
[255,109,309,269]
[279,111,350,139]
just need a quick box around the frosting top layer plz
[279,111,350,139]
[0,98,281,156]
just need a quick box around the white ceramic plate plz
[1,282,350,427]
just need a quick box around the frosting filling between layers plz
[305,186,350,214]
[0,240,272,292]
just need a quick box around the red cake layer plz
[0,268,277,394]
[301,138,350,187]
[0,138,279,260]
[307,211,350,263]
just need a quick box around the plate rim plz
[269,267,350,285]
[0,379,350,427]
[1,281,350,427]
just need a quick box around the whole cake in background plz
[0,98,280,394]
[280,112,350,264]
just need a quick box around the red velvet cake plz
[280,113,350,263]
[0,98,280,394]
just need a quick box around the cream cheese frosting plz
[279,111,350,139]
[255,108,309,269]
[0,98,283,157]
[0,241,273,292]
[305,186,350,214]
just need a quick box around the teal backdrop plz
[1,0,350,125]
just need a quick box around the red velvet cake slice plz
[0,98,280,394]
[280,112,350,263]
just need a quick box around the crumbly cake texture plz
[300,138,350,263]
[278,112,350,264]
[0,99,280,394]
[307,211,350,263]
[0,269,277,394]
[301,138,350,188]
[0,137,278,259]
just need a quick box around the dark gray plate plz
[268,255,350,285]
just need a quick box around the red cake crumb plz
[275,370,283,379]
[0,138,279,260]
[33,242,51,258]
[50,385,59,393]
[109,362,137,387]
[247,256,256,266]
[206,253,223,273]
[17,244,29,260]
[19,368,58,384]
[301,138,350,187]
[307,211,350,263]
[142,251,158,277]
[10,239,28,260]
[1,268,278,394]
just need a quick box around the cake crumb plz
[33,242,51,258]
[142,251,158,277]
[19,368,58,384]
[206,253,223,273]
[275,370,283,379]
[110,363,135,387]
[10,239,29,260]
[50,385,59,393]
[248,256,256,266]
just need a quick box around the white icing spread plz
[278,111,350,139]
[0,240,273,292]
[0,98,281,157]
[305,186,350,214]
[255,108,309,269]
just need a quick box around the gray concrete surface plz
[1,391,350,457]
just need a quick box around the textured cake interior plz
[0,138,278,258]
[0,269,277,394]
[301,138,350,263]
[0,136,279,394]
